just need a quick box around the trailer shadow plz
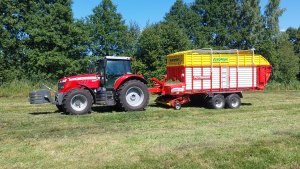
[148,103,207,109]
[148,103,174,109]
[241,103,252,106]
[148,102,253,109]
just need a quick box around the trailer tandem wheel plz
[225,94,241,109]
[208,94,225,109]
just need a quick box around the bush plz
[0,79,56,98]
[265,81,300,91]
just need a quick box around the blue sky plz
[72,0,300,31]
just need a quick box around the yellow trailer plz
[149,49,272,110]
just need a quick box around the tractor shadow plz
[29,106,131,115]
[92,106,115,113]
[29,111,62,115]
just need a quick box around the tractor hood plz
[58,74,100,92]
[58,74,98,83]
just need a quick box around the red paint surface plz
[58,74,146,93]
[113,74,145,90]
[151,65,272,96]
[59,74,99,93]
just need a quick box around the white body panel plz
[185,67,257,90]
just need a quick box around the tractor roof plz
[105,56,131,60]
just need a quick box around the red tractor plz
[29,56,149,115]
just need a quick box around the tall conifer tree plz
[88,0,128,57]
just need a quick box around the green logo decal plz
[213,58,229,63]
[169,57,183,65]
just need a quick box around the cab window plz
[106,60,132,76]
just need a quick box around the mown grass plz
[1,80,300,98]
[0,91,299,168]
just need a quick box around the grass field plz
[0,91,299,169]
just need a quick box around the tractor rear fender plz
[114,74,147,90]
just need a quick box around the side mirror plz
[100,76,105,87]
[87,60,95,74]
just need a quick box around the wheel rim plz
[125,87,144,107]
[215,98,224,108]
[175,104,181,110]
[231,98,239,107]
[71,94,88,112]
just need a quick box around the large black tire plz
[225,94,241,109]
[56,105,65,112]
[208,94,225,109]
[62,89,93,115]
[117,80,149,111]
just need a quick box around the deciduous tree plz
[138,22,192,79]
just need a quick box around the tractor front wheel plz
[117,80,149,111]
[62,89,93,115]
[56,105,65,112]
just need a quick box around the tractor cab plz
[97,56,132,89]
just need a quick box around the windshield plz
[106,60,132,76]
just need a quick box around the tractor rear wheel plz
[117,80,149,111]
[208,94,225,109]
[63,89,93,115]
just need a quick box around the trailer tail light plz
[257,65,272,90]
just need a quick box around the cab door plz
[105,59,132,89]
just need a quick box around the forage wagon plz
[149,49,272,109]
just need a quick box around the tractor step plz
[105,91,116,106]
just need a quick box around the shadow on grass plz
[92,106,116,113]
[29,111,61,115]
[29,106,119,115]
[148,103,207,110]
[148,103,173,109]
[149,102,253,110]
[241,103,252,106]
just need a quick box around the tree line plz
[0,0,299,84]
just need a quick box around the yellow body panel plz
[167,50,270,67]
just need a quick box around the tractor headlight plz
[58,79,66,90]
